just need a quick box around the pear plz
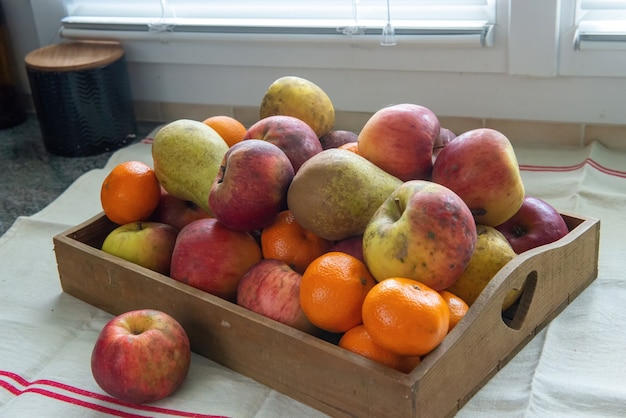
[446,224,520,310]
[152,119,229,216]
[260,76,335,138]
[287,148,402,241]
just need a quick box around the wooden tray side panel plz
[410,217,600,418]
[53,221,416,418]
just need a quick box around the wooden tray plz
[53,212,600,417]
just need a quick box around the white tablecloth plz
[1,139,625,417]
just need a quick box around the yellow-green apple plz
[209,139,295,232]
[495,195,570,254]
[330,234,365,264]
[170,218,262,301]
[236,259,317,334]
[358,103,440,181]
[101,221,178,275]
[243,115,323,172]
[432,127,457,162]
[319,129,359,150]
[91,309,191,404]
[151,186,211,231]
[363,180,477,291]
[431,128,525,227]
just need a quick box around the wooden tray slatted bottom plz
[53,212,600,418]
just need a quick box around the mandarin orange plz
[261,210,334,274]
[100,161,161,225]
[362,278,450,357]
[299,252,377,333]
[202,115,247,147]
[339,324,421,373]
[337,141,359,155]
[439,290,470,332]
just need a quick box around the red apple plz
[101,221,178,275]
[170,218,263,301]
[237,259,317,334]
[151,186,211,231]
[431,128,525,227]
[319,130,359,150]
[358,103,440,181]
[330,234,365,264]
[209,139,295,232]
[432,127,457,162]
[362,180,477,291]
[91,309,191,404]
[244,115,323,172]
[495,196,570,254]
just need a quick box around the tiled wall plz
[134,101,626,151]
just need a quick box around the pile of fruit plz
[93,75,572,404]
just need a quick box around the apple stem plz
[471,207,487,217]
[394,197,402,213]
[513,225,527,237]
[217,165,226,184]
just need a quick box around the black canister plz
[0,3,26,129]
[25,41,137,157]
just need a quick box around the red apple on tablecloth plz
[362,180,477,291]
[331,234,365,264]
[243,115,323,172]
[101,221,178,275]
[495,196,570,254]
[237,259,317,334]
[431,128,525,227]
[91,309,191,404]
[151,186,211,231]
[170,218,262,301]
[319,129,359,150]
[358,103,440,181]
[209,139,295,232]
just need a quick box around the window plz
[575,0,626,50]
[61,0,496,47]
[24,0,626,125]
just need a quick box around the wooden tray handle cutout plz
[502,270,537,331]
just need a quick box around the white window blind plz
[60,0,496,47]
[575,0,626,50]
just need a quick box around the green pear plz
[152,119,229,216]
[287,148,402,241]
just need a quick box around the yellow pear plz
[446,224,520,310]
[259,76,335,138]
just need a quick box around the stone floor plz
[0,114,159,236]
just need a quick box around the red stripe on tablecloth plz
[0,370,228,418]
[519,158,626,178]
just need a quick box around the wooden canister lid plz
[25,40,125,72]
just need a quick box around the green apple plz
[101,221,178,275]
[363,180,477,291]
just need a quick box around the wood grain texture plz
[25,41,124,72]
